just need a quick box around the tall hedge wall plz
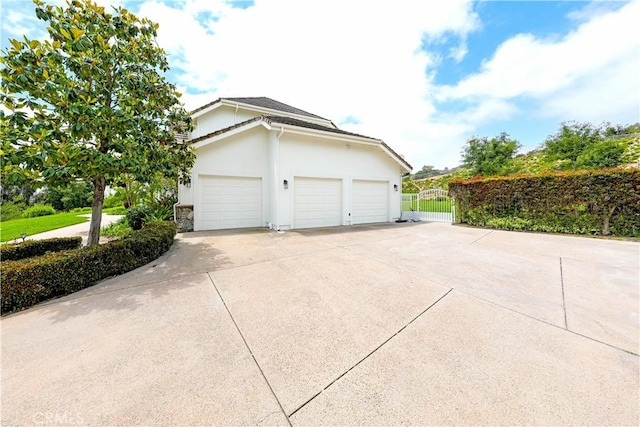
[1,221,176,314]
[449,169,639,237]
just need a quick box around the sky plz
[1,0,639,170]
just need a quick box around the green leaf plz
[71,28,84,41]
[1,0,195,244]
[60,28,71,40]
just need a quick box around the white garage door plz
[294,177,342,229]
[352,180,389,224]
[198,175,262,230]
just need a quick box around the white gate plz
[402,189,454,223]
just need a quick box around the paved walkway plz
[1,223,638,425]
[26,214,123,244]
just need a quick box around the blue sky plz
[1,0,638,169]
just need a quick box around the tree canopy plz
[543,121,631,170]
[543,121,603,166]
[461,132,521,176]
[0,0,194,245]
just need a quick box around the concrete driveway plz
[1,222,638,425]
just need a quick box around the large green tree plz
[461,132,521,176]
[1,0,194,245]
[543,121,603,167]
[576,139,625,169]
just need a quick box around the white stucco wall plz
[187,127,270,230]
[179,124,406,231]
[277,132,404,230]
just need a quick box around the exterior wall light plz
[283,179,288,189]
[393,184,398,192]
[186,181,191,188]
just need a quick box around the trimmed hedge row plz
[1,237,83,261]
[1,221,176,314]
[449,169,640,237]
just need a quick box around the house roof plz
[263,116,377,140]
[191,96,329,121]
[190,115,413,172]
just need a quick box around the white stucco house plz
[176,97,412,232]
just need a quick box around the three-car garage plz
[182,101,412,233]
[196,175,392,231]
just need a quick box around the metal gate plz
[402,189,454,223]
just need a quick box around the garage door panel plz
[294,177,342,229]
[198,176,262,230]
[352,180,388,224]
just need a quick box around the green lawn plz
[402,199,452,213]
[0,212,89,243]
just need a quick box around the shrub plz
[1,221,176,314]
[126,206,151,230]
[22,204,56,218]
[70,207,92,213]
[101,217,132,237]
[1,200,27,222]
[0,237,82,261]
[146,203,173,222]
[450,169,640,237]
[103,192,125,208]
[104,206,127,215]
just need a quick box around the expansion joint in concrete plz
[469,230,494,245]
[288,288,454,418]
[559,257,568,330]
[207,273,292,427]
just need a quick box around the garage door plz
[198,175,262,230]
[294,177,342,229]
[352,180,389,224]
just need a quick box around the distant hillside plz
[403,134,640,193]
[511,134,640,174]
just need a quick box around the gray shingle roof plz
[189,116,263,145]
[192,96,329,120]
[263,116,377,140]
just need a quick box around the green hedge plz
[449,169,640,237]
[0,237,83,261]
[1,221,176,314]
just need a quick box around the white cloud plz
[6,0,636,170]
[136,0,480,169]
[436,0,640,123]
[1,7,44,39]
[448,41,469,63]
[542,54,640,124]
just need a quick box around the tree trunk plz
[602,204,617,236]
[86,175,106,246]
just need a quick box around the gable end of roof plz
[191,96,329,121]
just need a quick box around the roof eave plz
[191,98,333,126]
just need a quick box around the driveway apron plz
[1,222,638,425]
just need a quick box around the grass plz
[0,212,89,243]
[402,199,452,213]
